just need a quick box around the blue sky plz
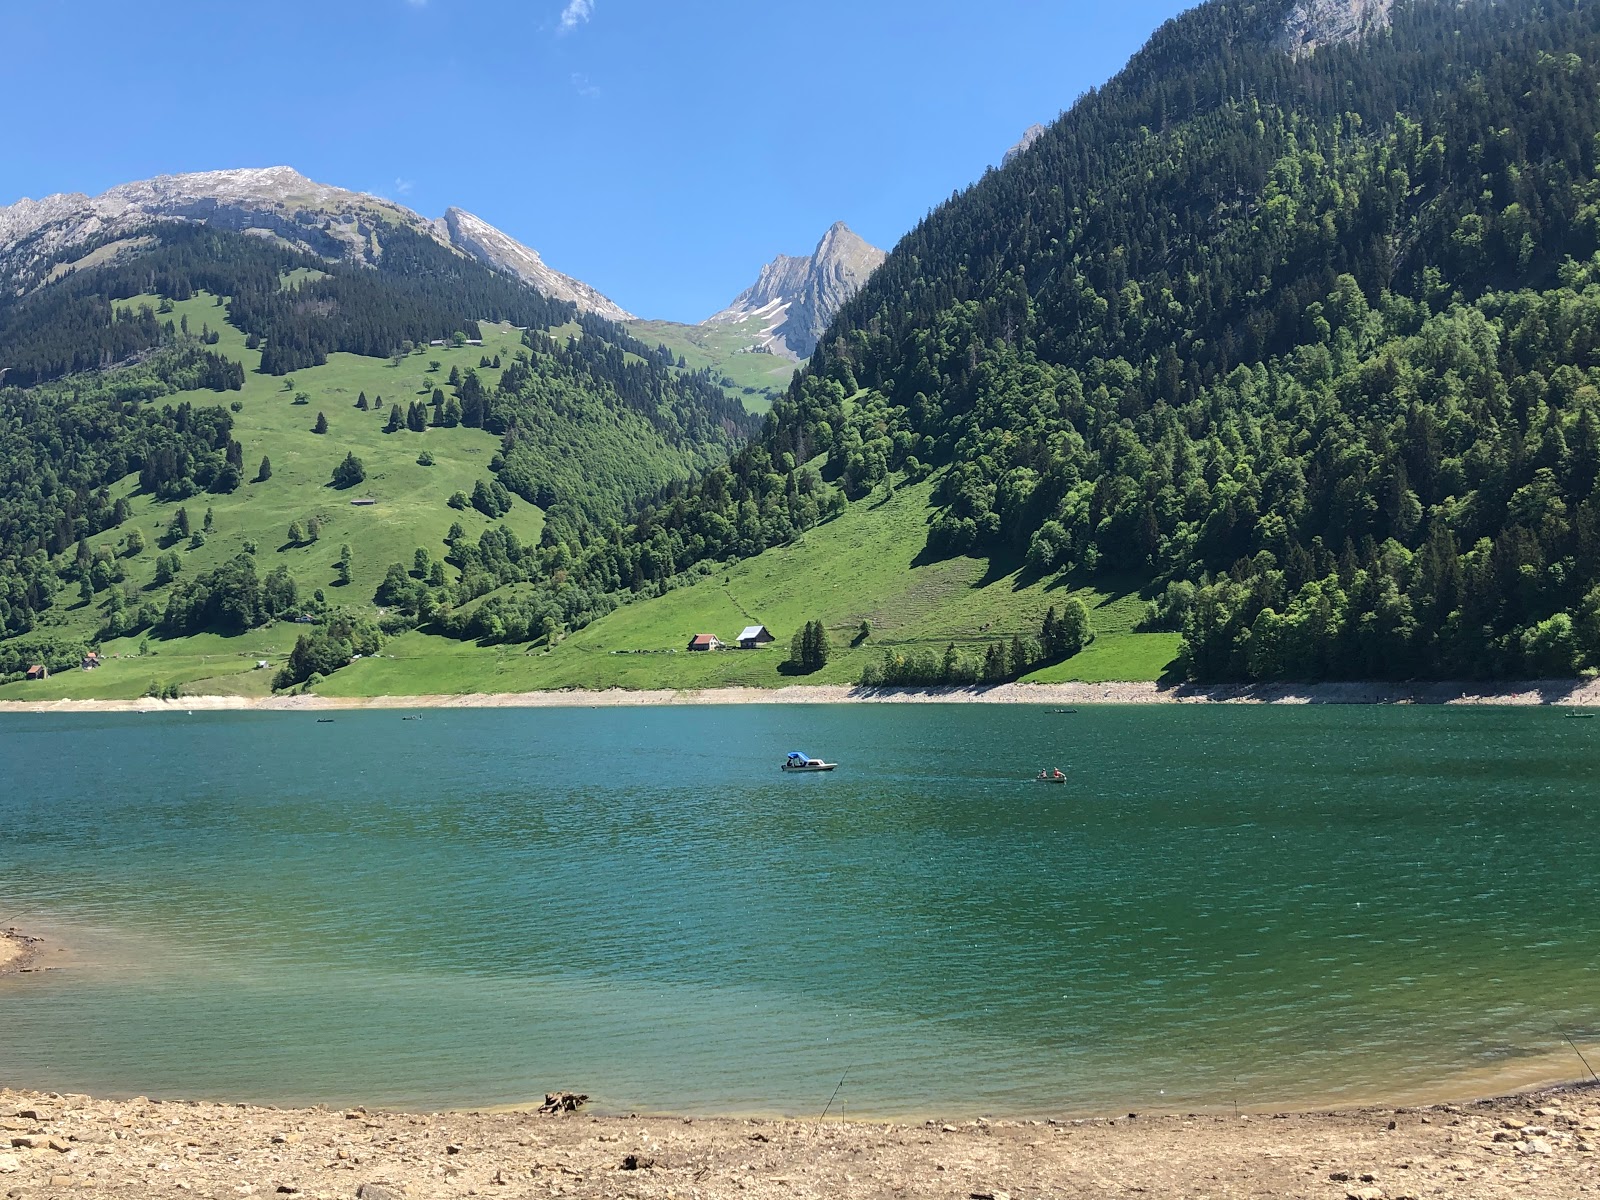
[0,0,1192,322]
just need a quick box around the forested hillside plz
[0,222,754,652]
[471,0,1600,683]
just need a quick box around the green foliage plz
[273,613,382,690]
[674,0,1600,683]
[786,619,830,673]
[159,554,301,635]
[330,451,366,489]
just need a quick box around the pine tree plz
[257,456,272,482]
[384,406,403,433]
[313,411,328,434]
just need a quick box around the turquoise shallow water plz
[1,703,1597,1116]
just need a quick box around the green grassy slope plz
[0,295,544,700]
[627,316,798,412]
[311,475,1179,698]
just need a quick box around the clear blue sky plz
[0,0,1192,322]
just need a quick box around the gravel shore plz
[6,677,1600,714]
[0,1084,1595,1199]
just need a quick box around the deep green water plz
[1,704,1597,1116]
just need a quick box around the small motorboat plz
[1036,770,1068,783]
[783,751,837,772]
[1050,708,1078,714]
[1566,711,1596,719]
[316,718,335,724]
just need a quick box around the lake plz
[1,703,1596,1117]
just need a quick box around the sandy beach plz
[5,677,1600,715]
[0,1083,1595,1198]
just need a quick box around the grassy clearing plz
[315,476,1181,697]
[627,316,798,412]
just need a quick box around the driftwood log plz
[537,1091,588,1114]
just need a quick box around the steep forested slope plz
[504,0,1600,682]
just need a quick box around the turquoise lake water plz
[1,704,1597,1116]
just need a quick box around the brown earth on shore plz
[0,930,43,976]
[0,1083,1596,1198]
[6,677,1600,714]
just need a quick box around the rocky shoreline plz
[0,1083,1595,1198]
[6,677,1600,715]
[0,930,44,977]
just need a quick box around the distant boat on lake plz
[783,752,836,772]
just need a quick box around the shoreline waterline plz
[5,676,1600,713]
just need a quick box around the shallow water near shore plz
[2,704,1598,1116]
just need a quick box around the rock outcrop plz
[436,207,631,321]
[1275,0,1395,56]
[704,223,886,361]
[0,167,629,318]
[1003,123,1047,167]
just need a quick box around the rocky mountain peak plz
[1276,0,1395,57]
[706,224,886,360]
[0,168,629,319]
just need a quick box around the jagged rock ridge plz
[0,167,629,318]
[704,223,886,361]
[1276,0,1395,56]
[435,207,631,321]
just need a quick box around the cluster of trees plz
[158,554,307,635]
[0,346,243,637]
[274,613,382,690]
[785,620,830,673]
[330,452,365,489]
[858,602,1092,686]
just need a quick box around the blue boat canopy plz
[786,751,812,761]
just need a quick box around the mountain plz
[0,167,629,320]
[703,223,887,360]
[383,0,1600,695]
[1002,124,1047,167]
[434,207,631,321]
[0,178,757,690]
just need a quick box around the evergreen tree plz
[313,411,328,434]
[257,456,272,482]
[331,452,366,489]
